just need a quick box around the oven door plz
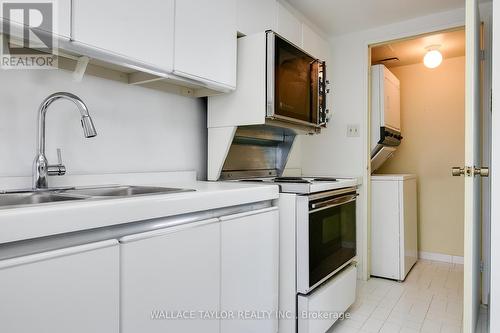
[266,31,326,128]
[297,188,357,294]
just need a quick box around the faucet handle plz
[56,148,63,165]
[47,148,66,176]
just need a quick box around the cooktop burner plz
[273,177,310,183]
[312,177,338,182]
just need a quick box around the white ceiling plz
[284,0,468,36]
[371,29,465,68]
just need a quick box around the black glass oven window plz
[274,36,316,123]
[309,200,356,288]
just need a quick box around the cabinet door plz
[301,23,329,60]
[174,0,237,89]
[276,2,301,46]
[220,208,279,333]
[1,0,71,38]
[72,0,174,71]
[383,67,401,131]
[120,219,221,333]
[0,240,119,333]
[237,0,276,35]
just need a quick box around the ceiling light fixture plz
[423,45,443,69]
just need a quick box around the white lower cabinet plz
[0,206,279,333]
[220,207,279,333]
[119,218,221,333]
[0,240,120,333]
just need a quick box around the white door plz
[462,0,483,332]
[0,240,119,333]
[119,219,220,333]
[220,208,279,333]
[174,0,237,89]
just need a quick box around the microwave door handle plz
[308,59,320,126]
[314,59,322,126]
[317,61,327,127]
[310,194,358,212]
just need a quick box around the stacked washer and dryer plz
[370,64,418,281]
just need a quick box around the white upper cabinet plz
[72,0,175,72]
[1,0,71,38]
[301,23,330,61]
[276,2,302,46]
[236,0,276,36]
[174,0,237,89]
[54,0,71,38]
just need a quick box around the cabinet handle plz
[219,206,278,222]
[0,239,118,269]
[119,218,219,243]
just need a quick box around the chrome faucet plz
[33,92,97,190]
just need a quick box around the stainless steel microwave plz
[265,31,329,130]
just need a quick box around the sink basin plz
[61,185,194,198]
[0,185,194,209]
[0,192,85,208]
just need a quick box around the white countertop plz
[371,174,417,181]
[0,175,279,244]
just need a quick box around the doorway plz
[359,16,491,333]
[367,28,467,332]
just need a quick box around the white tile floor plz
[329,260,464,333]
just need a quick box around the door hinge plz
[480,49,486,61]
[480,261,484,273]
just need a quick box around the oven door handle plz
[310,194,358,212]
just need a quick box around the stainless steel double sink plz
[0,186,194,209]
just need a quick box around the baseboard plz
[418,251,464,265]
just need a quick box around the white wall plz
[0,69,207,180]
[297,7,466,279]
[378,57,466,257]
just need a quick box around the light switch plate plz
[347,124,360,137]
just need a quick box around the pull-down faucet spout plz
[33,92,97,190]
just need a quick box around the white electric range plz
[236,176,359,333]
